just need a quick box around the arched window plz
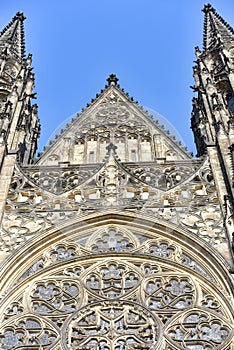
[89,151,94,163]
[130,149,136,162]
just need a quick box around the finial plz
[106,74,119,86]
[106,142,117,154]
[202,3,214,13]
[14,12,26,21]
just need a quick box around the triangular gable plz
[37,77,191,166]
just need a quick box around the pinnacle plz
[14,12,26,21]
[202,4,234,51]
[0,12,26,58]
[202,3,213,13]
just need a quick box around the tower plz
[0,12,40,164]
[0,5,233,350]
[191,4,234,251]
[0,12,40,234]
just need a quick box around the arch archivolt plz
[0,214,233,349]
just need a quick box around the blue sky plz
[1,1,234,155]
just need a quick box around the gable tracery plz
[71,118,154,164]
[37,86,191,167]
[0,157,230,262]
[16,234,212,285]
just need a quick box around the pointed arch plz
[0,212,233,349]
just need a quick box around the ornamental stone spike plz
[202,3,234,51]
[0,11,26,58]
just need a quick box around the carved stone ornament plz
[0,7,234,350]
[64,301,160,349]
[1,159,228,262]
[95,104,130,124]
[0,237,233,349]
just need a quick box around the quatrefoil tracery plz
[0,256,233,349]
[84,261,141,300]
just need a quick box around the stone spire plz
[0,12,40,165]
[191,4,234,252]
[0,12,26,59]
[202,4,234,51]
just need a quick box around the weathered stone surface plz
[0,5,233,350]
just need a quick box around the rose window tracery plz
[86,227,137,253]
[143,276,195,311]
[147,241,176,259]
[50,245,77,262]
[0,224,233,349]
[0,255,233,349]
[64,301,160,350]
[0,316,58,349]
[84,261,140,299]
[30,279,81,315]
[166,309,232,349]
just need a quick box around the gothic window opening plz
[227,94,234,114]
[89,151,95,163]
[130,149,136,162]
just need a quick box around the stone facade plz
[0,5,233,350]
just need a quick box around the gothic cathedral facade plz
[0,4,233,350]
